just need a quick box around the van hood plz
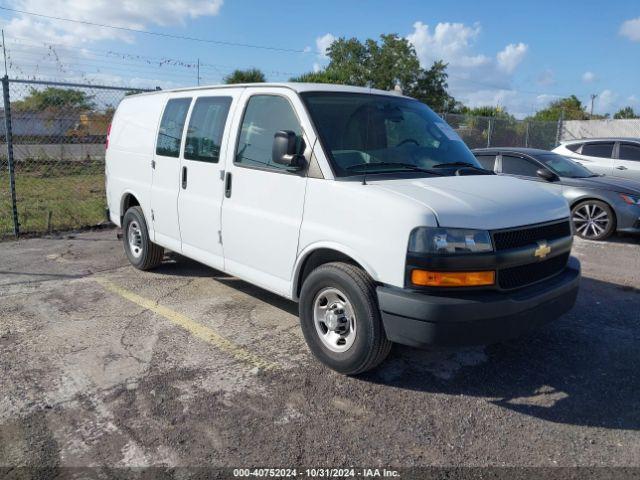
[370,175,569,230]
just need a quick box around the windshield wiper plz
[431,161,494,174]
[346,162,443,175]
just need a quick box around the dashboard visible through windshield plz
[301,92,483,177]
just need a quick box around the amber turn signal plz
[411,269,495,287]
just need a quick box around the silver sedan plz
[472,147,640,241]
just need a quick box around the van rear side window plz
[184,97,232,163]
[156,98,192,157]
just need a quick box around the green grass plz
[0,171,106,237]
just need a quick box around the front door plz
[499,154,563,195]
[151,96,192,252]
[177,93,238,270]
[221,89,312,296]
[614,141,640,181]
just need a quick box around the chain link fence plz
[1,78,637,239]
[0,78,153,238]
[442,113,561,150]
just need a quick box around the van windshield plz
[301,92,482,177]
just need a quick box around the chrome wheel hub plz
[313,287,357,353]
[572,204,609,239]
[127,220,143,258]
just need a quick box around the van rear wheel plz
[299,262,392,375]
[122,206,164,270]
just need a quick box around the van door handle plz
[181,166,188,189]
[225,172,232,198]
[616,165,628,170]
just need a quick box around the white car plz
[553,138,640,182]
[105,83,580,374]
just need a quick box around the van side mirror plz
[536,168,558,182]
[272,130,305,169]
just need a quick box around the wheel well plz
[295,248,364,298]
[120,193,140,223]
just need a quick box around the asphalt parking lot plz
[1,229,639,470]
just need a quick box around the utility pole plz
[590,93,597,117]
[197,58,200,86]
[2,29,7,75]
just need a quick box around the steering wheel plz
[397,138,419,147]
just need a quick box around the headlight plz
[408,227,493,255]
[620,194,640,206]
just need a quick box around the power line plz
[0,5,311,54]
[3,37,303,77]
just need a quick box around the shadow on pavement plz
[156,253,299,315]
[152,254,639,430]
[362,275,640,431]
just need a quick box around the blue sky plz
[0,0,638,117]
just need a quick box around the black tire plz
[571,200,616,241]
[299,262,392,375]
[122,206,164,270]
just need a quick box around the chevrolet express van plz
[105,83,580,374]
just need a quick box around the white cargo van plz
[105,83,580,374]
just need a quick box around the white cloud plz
[316,33,336,58]
[0,0,224,87]
[537,69,555,86]
[312,62,321,73]
[3,0,224,45]
[536,94,561,106]
[407,21,490,68]
[406,21,531,115]
[496,43,528,73]
[596,89,618,114]
[582,71,597,83]
[620,17,640,42]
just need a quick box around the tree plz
[613,106,639,119]
[529,95,589,121]
[290,33,456,111]
[223,68,266,84]
[458,105,511,118]
[408,61,457,113]
[289,70,347,84]
[13,87,95,112]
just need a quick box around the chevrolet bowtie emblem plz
[534,241,551,259]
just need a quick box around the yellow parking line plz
[95,277,278,371]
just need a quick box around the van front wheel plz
[122,206,164,270]
[299,262,392,375]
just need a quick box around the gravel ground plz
[0,229,639,472]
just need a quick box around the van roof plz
[131,82,409,99]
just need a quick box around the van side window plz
[235,95,302,171]
[156,98,192,157]
[184,97,232,163]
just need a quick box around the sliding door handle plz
[616,165,628,170]
[225,172,232,198]
[181,166,188,189]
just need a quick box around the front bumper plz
[377,256,580,348]
[614,202,640,234]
